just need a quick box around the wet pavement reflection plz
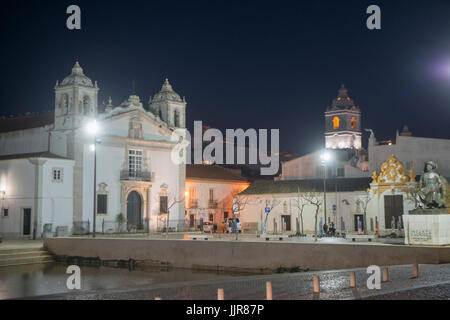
[0,263,240,300]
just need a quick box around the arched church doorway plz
[127,191,142,228]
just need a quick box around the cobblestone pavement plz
[363,283,450,300]
[31,263,450,300]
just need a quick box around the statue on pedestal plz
[416,161,446,209]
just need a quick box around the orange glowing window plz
[351,117,356,129]
[333,117,340,129]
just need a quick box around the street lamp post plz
[87,120,99,238]
[320,151,331,228]
[323,162,327,225]
[92,139,97,238]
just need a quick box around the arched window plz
[174,110,180,127]
[62,94,69,115]
[333,117,340,129]
[83,96,91,115]
[351,117,356,129]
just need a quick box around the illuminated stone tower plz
[324,84,362,149]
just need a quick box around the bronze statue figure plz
[417,161,446,209]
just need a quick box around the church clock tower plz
[324,84,362,149]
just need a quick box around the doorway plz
[189,214,195,229]
[127,191,142,228]
[384,195,403,229]
[281,215,291,232]
[23,208,31,236]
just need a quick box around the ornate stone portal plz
[404,161,450,246]
[369,155,416,236]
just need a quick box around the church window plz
[129,120,143,139]
[97,194,108,215]
[52,168,63,182]
[351,117,356,129]
[83,96,91,115]
[174,110,180,127]
[333,117,340,129]
[63,95,69,115]
[128,149,143,177]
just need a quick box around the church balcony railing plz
[189,200,198,209]
[120,170,154,182]
[208,200,218,209]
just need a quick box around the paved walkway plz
[0,240,43,250]
[30,263,450,300]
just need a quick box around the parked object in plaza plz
[225,217,242,233]
[203,222,214,233]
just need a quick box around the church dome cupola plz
[328,84,359,111]
[324,84,362,150]
[59,61,94,87]
[149,78,186,129]
[151,78,182,103]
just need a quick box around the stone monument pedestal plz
[403,209,450,246]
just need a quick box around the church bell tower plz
[54,61,99,131]
[324,84,362,149]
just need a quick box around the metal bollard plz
[413,264,419,278]
[266,281,273,300]
[382,268,389,282]
[313,275,320,293]
[218,288,224,300]
[350,271,356,288]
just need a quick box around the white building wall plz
[41,160,74,233]
[0,157,74,239]
[239,191,367,234]
[369,135,450,176]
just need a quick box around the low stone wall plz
[44,238,450,272]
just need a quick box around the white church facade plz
[0,62,186,239]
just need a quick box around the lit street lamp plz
[87,119,99,238]
[320,151,332,228]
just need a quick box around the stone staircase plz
[0,247,55,267]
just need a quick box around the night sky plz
[1,0,450,155]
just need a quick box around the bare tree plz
[358,190,373,235]
[232,190,253,240]
[292,187,307,236]
[300,191,322,242]
[156,191,185,239]
[261,197,281,235]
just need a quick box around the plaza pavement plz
[30,263,450,300]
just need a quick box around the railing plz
[208,200,218,209]
[189,200,198,208]
[120,170,153,182]
[156,219,189,233]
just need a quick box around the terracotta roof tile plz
[0,112,54,133]
[186,164,249,182]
